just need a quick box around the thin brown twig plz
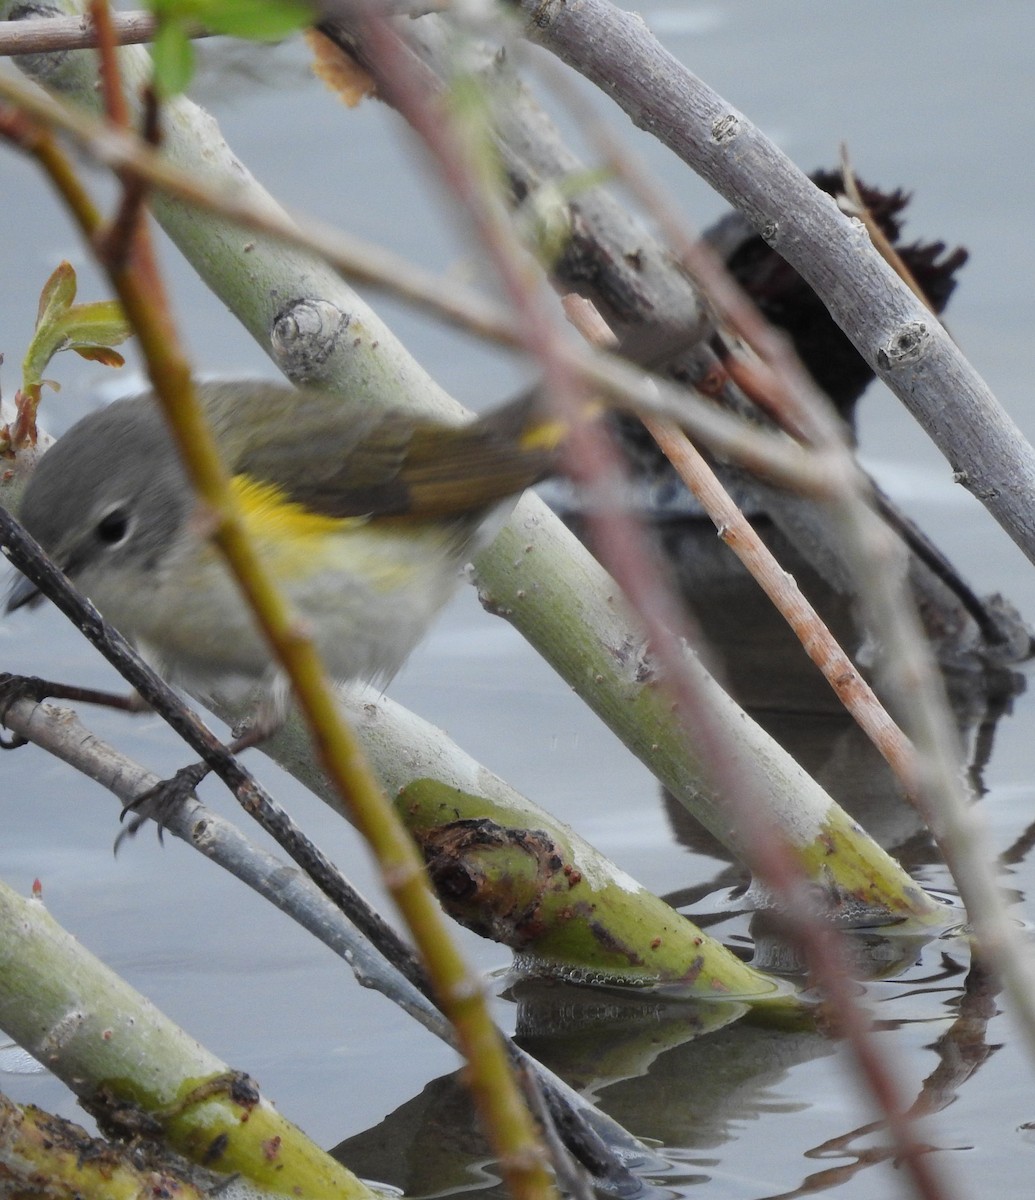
[557,289,951,1200]
[95,86,159,270]
[86,0,154,271]
[562,296,921,790]
[653,416,921,783]
[839,143,934,313]
[87,0,128,126]
[74,2,168,335]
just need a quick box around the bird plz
[6,379,561,740]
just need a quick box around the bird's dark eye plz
[95,507,132,546]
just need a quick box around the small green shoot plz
[2,262,131,454]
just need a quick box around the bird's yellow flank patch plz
[229,473,415,590]
[230,474,358,573]
[520,418,568,452]
[231,474,350,538]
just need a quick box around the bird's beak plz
[6,573,42,614]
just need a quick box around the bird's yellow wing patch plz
[232,473,356,537]
[230,473,421,592]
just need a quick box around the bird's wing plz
[208,384,561,521]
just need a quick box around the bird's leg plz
[0,671,197,848]
[116,703,282,847]
[0,672,146,748]
[0,670,280,847]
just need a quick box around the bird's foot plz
[0,674,52,748]
[115,759,212,851]
[0,673,142,747]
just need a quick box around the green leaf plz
[72,347,126,367]
[53,300,133,353]
[23,326,64,394]
[34,261,76,330]
[201,0,313,41]
[147,0,313,41]
[151,18,196,98]
[22,269,132,393]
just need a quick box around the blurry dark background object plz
[714,169,970,422]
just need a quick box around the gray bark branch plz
[515,0,1035,565]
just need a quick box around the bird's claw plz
[0,673,50,749]
[115,759,212,851]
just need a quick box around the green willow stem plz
[0,879,378,1198]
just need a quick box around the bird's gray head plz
[7,396,189,614]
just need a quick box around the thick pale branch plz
[0,9,163,55]
[514,0,1035,565]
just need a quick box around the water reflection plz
[651,516,1027,868]
[332,943,994,1199]
[757,959,998,1200]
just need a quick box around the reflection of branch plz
[913,956,998,1113]
[767,957,996,1200]
[1000,820,1035,868]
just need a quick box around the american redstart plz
[6,380,563,736]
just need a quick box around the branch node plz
[270,298,351,381]
[876,320,932,369]
[710,112,740,144]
